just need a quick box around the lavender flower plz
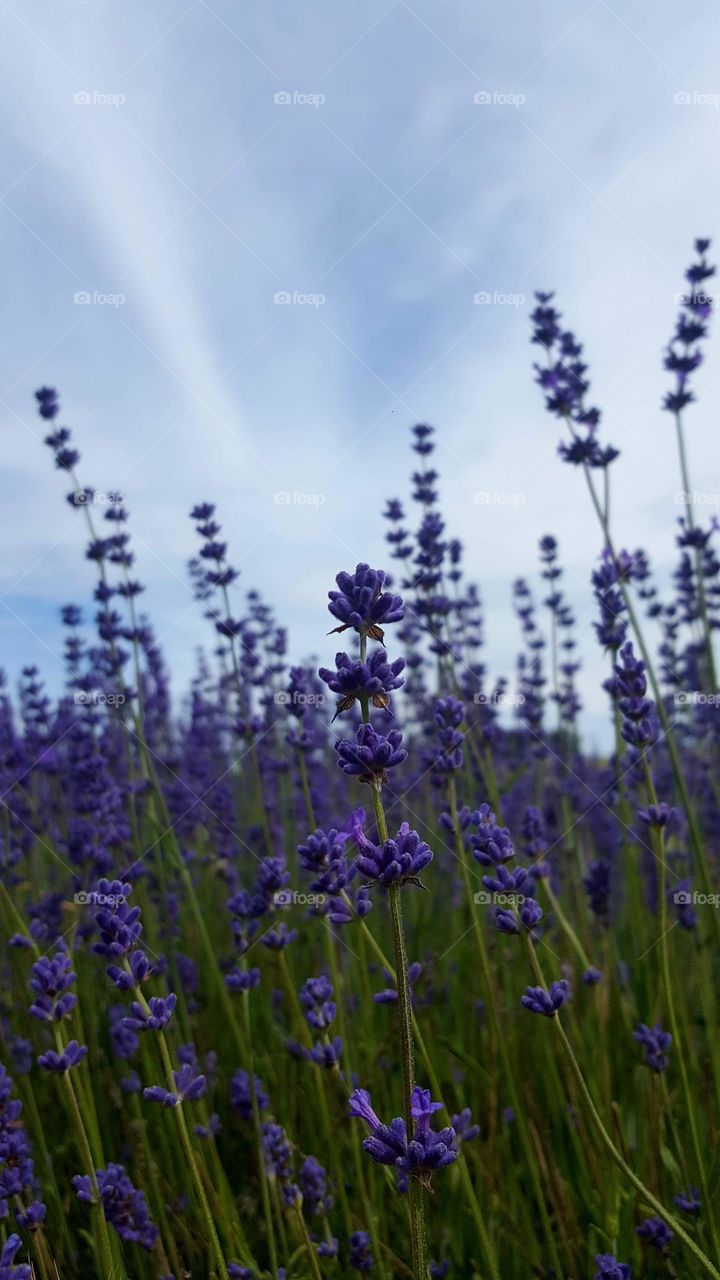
[469,805,515,866]
[319,648,405,718]
[594,1256,631,1280]
[37,1039,87,1073]
[352,814,432,887]
[328,563,404,641]
[73,1163,158,1250]
[336,724,407,783]
[123,994,177,1033]
[636,1216,673,1250]
[144,1060,206,1108]
[349,1087,457,1177]
[664,239,714,413]
[0,1236,31,1280]
[29,944,77,1022]
[349,1231,374,1272]
[675,1186,701,1213]
[231,1069,269,1119]
[612,641,654,748]
[634,1022,671,1072]
[521,980,570,1017]
[298,1156,333,1216]
[91,880,142,957]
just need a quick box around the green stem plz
[524,936,720,1280]
[640,757,720,1259]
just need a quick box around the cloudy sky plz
[1,0,719,742]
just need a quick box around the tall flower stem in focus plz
[446,779,563,1277]
[355,621,427,1280]
[123,965,230,1280]
[57,1047,119,1280]
[523,937,720,1280]
[639,761,720,1258]
[579,456,719,941]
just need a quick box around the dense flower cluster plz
[73,1164,158,1250]
[349,1087,457,1179]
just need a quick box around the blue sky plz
[1,0,720,743]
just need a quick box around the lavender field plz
[0,238,719,1280]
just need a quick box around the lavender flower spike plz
[521,980,570,1017]
[328,563,405,641]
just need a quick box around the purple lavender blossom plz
[469,805,515,867]
[349,1230,374,1272]
[349,1086,456,1178]
[73,1163,158,1250]
[319,648,405,718]
[229,1070,269,1121]
[91,880,142,957]
[663,239,715,414]
[521,980,570,1017]
[336,723,407,783]
[37,1039,87,1073]
[636,1216,673,1250]
[634,1022,671,1072]
[29,944,77,1022]
[594,1256,631,1280]
[0,1235,31,1280]
[351,814,433,887]
[298,1156,333,1216]
[123,993,177,1033]
[675,1186,701,1213]
[328,563,404,641]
